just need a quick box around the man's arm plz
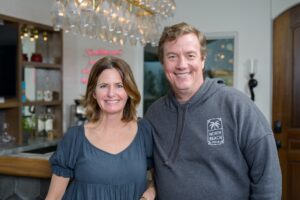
[245,134,282,200]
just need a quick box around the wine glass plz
[50,0,66,31]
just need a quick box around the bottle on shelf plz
[44,75,53,102]
[0,122,15,145]
[22,106,36,142]
[37,110,46,137]
[45,107,56,140]
[30,109,37,138]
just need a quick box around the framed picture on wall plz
[205,32,237,86]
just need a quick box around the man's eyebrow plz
[186,50,197,54]
[165,52,176,55]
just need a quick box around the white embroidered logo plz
[207,118,224,145]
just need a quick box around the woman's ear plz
[92,91,96,99]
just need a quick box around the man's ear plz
[201,56,206,69]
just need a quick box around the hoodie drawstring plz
[164,103,189,167]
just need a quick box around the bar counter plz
[0,138,60,199]
[0,138,59,178]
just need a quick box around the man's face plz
[163,33,205,102]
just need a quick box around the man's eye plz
[167,55,176,60]
[188,54,196,59]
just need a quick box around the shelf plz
[22,61,61,69]
[0,14,63,147]
[22,100,61,107]
[0,99,19,109]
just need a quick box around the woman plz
[46,56,155,200]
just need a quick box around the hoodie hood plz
[166,78,226,111]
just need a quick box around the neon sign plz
[80,48,122,84]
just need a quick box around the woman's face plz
[94,68,128,116]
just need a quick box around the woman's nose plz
[107,86,115,97]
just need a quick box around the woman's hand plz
[140,184,155,200]
[140,169,156,200]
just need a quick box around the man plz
[145,22,281,200]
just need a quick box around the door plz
[273,4,300,200]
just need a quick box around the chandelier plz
[50,0,176,46]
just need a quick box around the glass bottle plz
[37,110,46,137]
[22,106,36,141]
[45,108,56,140]
[1,123,15,144]
[2,122,10,143]
[44,75,53,102]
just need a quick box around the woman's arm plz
[140,169,156,200]
[45,174,70,200]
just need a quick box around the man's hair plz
[158,22,207,64]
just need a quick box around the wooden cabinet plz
[0,14,63,146]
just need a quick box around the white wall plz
[272,0,300,18]
[173,0,274,121]
[1,0,300,131]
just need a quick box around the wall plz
[1,0,300,131]
[272,0,300,18]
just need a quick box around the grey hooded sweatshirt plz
[145,78,281,200]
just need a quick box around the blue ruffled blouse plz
[49,119,153,200]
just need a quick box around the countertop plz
[0,137,59,156]
[0,137,60,178]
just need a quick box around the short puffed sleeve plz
[138,118,154,169]
[49,126,84,178]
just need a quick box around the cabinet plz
[0,14,63,146]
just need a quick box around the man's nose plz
[177,56,188,69]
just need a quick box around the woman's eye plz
[98,84,106,88]
[117,84,124,88]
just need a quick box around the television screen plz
[0,22,18,98]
